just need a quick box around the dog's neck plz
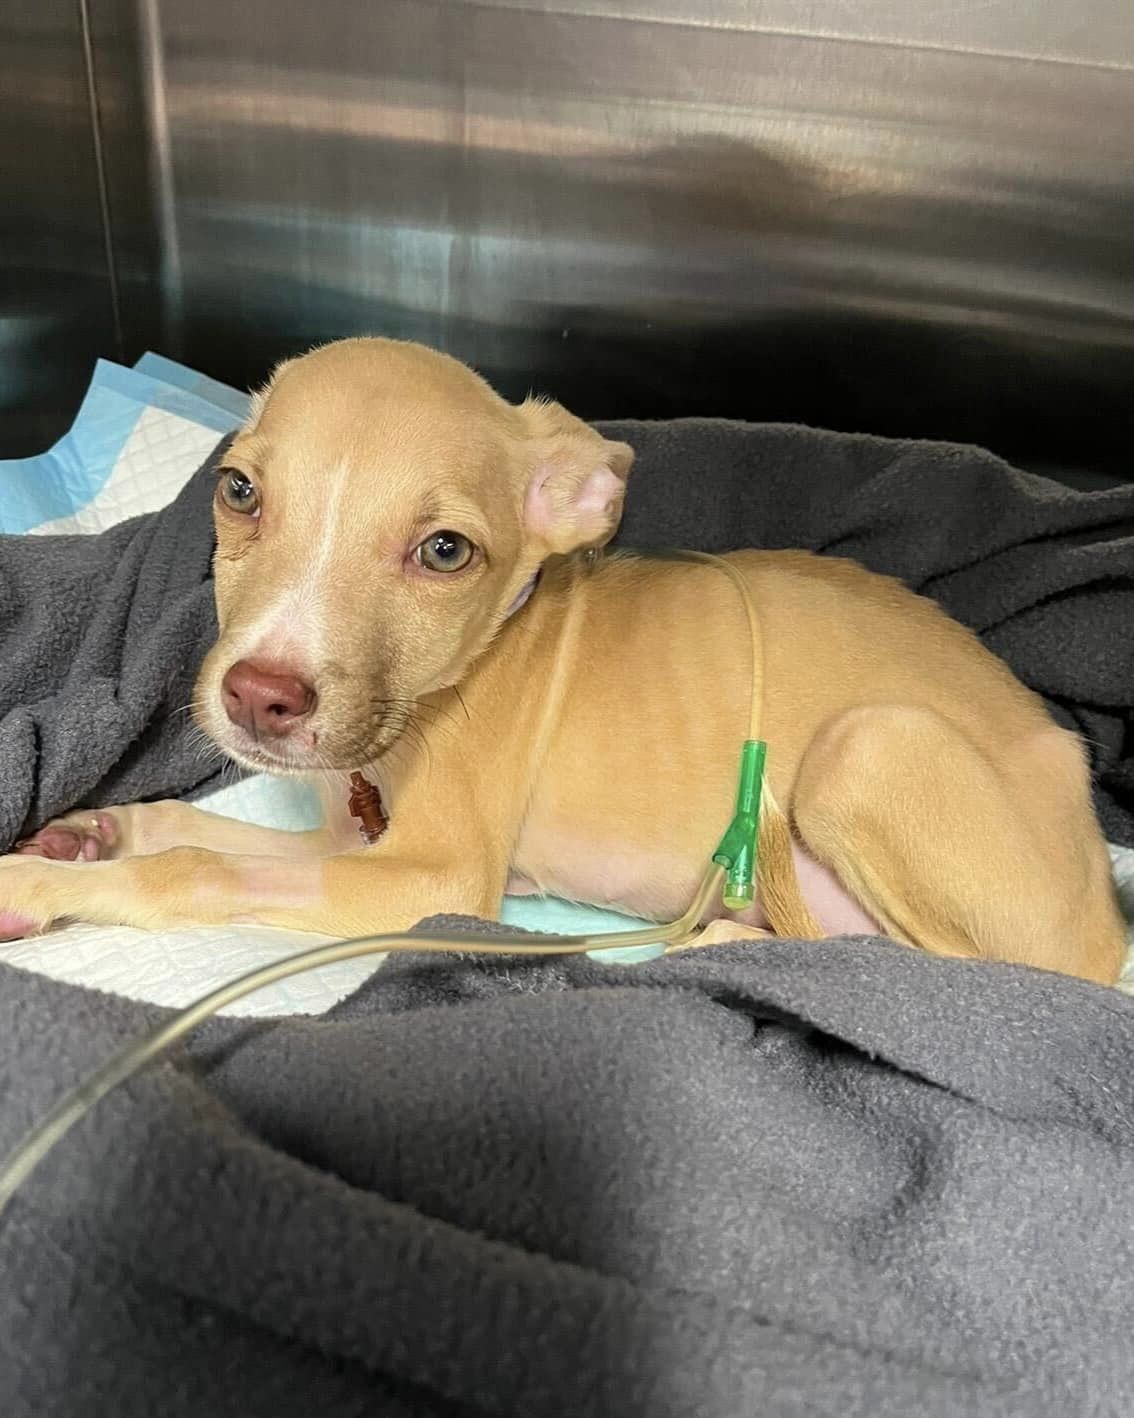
[347,567,541,841]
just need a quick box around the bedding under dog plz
[3,357,1134,1414]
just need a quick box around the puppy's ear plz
[520,397,635,555]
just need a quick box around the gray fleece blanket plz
[3,929,1134,1415]
[3,419,1134,1415]
[1,421,1132,850]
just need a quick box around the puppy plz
[3,338,1125,983]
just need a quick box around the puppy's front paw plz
[2,813,129,938]
[0,856,57,941]
[13,810,122,864]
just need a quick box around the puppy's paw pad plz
[14,812,117,862]
[15,827,85,861]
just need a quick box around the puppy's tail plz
[757,784,824,939]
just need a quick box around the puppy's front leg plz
[0,836,504,940]
[14,799,335,864]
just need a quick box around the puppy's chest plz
[507,710,746,916]
[509,752,737,917]
[312,752,731,918]
[507,817,704,918]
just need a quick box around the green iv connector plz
[713,739,766,911]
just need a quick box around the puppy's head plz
[194,338,633,772]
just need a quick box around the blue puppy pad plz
[133,352,253,422]
[0,359,242,534]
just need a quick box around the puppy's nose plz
[221,660,317,737]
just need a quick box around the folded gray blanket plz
[3,928,1134,1416]
[1,420,1132,851]
[0,458,224,852]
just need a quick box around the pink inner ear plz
[525,465,623,540]
[573,466,623,522]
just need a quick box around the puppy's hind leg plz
[791,705,1125,985]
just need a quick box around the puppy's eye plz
[218,469,260,517]
[415,530,475,574]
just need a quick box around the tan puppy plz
[1,339,1125,984]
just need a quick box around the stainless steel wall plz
[0,0,119,453]
[4,0,1134,477]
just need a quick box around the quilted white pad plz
[3,921,348,1018]
[30,406,223,536]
